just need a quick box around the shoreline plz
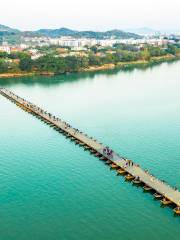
[0,72,35,79]
[0,55,179,79]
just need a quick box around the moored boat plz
[143,185,152,191]
[125,174,134,180]
[105,160,112,165]
[154,192,163,199]
[110,163,119,169]
[174,206,180,215]
[94,153,101,157]
[117,168,126,174]
[161,198,172,205]
[132,178,141,184]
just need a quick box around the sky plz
[1,0,180,31]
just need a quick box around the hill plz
[35,28,142,39]
[0,24,20,33]
[37,28,77,37]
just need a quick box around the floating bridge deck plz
[1,87,180,214]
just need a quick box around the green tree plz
[140,49,151,61]
[19,55,32,71]
[89,54,102,66]
[166,45,177,55]
[0,52,8,58]
[0,59,8,73]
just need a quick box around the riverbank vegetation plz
[0,43,180,77]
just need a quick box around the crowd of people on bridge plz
[124,160,134,168]
[103,146,113,158]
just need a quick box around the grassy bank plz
[0,72,35,78]
[79,54,180,73]
[115,54,180,70]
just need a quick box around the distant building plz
[10,47,24,52]
[21,35,174,49]
[0,46,11,54]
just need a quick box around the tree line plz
[0,44,180,74]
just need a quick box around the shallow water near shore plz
[0,61,180,240]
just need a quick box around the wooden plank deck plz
[1,87,180,210]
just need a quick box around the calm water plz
[0,62,180,240]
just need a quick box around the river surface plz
[0,62,180,240]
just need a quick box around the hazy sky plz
[1,0,180,31]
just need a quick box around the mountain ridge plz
[35,27,142,39]
[0,24,20,33]
[0,24,142,40]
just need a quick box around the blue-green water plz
[0,62,180,240]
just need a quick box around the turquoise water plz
[0,62,180,240]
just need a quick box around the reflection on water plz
[0,59,178,87]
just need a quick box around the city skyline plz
[1,0,180,31]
